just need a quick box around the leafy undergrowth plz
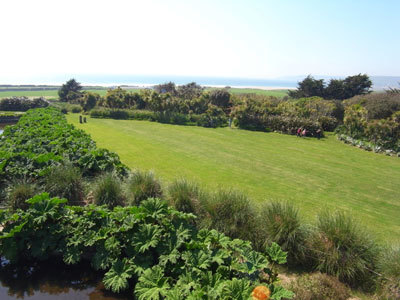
[0,193,293,299]
[0,107,128,183]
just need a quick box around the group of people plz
[296,127,307,137]
[296,127,322,139]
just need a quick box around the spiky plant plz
[310,211,380,288]
[6,179,39,211]
[167,179,203,215]
[258,201,308,265]
[93,172,125,208]
[125,170,162,206]
[200,189,258,247]
[44,162,84,204]
[376,246,400,298]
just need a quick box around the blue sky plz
[0,0,399,82]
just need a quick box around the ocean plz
[2,74,399,90]
[28,74,299,89]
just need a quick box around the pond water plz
[0,258,131,300]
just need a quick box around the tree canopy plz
[289,74,372,100]
[58,79,83,102]
[154,82,177,95]
[176,82,204,99]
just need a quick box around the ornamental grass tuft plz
[125,170,162,206]
[93,172,125,208]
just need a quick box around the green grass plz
[0,90,60,98]
[67,115,400,242]
[0,89,139,98]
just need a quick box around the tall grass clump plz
[201,189,258,246]
[377,246,400,299]
[125,170,162,206]
[44,163,84,204]
[310,211,380,288]
[6,180,38,211]
[167,178,203,215]
[258,201,308,265]
[93,172,125,208]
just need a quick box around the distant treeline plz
[0,96,49,111]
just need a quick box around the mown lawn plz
[0,89,108,98]
[67,115,400,242]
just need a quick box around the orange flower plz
[251,285,271,300]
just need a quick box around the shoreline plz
[0,83,296,91]
[204,85,294,90]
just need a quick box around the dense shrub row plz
[0,96,48,111]
[90,107,228,128]
[231,96,344,136]
[85,90,340,135]
[337,93,400,153]
[0,112,22,123]
[56,79,400,150]
[0,107,128,185]
[57,79,352,136]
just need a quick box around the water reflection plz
[0,258,131,300]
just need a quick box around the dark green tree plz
[176,82,204,99]
[209,89,232,112]
[290,74,372,100]
[154,82,177,95]
[58,79,83,102]
[80,92,100,112]
[324,79,345,100]
[288,75,325,98]
[342,74,372,99]
[104,87,127,109]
